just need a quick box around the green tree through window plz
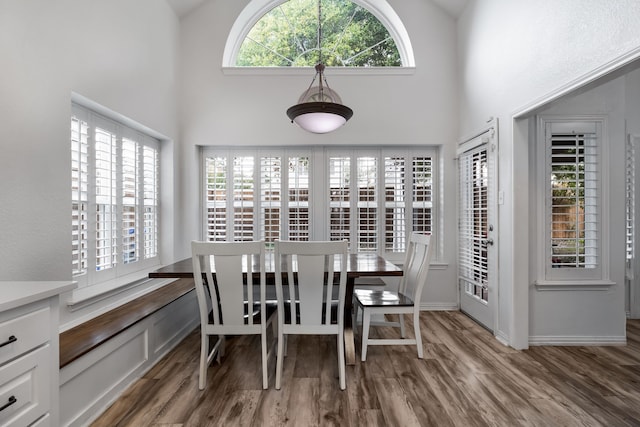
[237,0,401,67]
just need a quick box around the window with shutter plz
[539,118,605,282]
[71,104,160,288]
[202,147,438,259]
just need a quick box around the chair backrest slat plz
[191,240,265,327]
[400,233,433,302]
[275,240,348,328]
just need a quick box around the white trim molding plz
[529,335,626,346]
[534,280,616,292]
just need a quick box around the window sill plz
[221,66,416,76]
[534,280,616,291]
[67,268,174,312]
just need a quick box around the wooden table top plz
[149,253,402,279]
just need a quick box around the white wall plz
[458,0,640,346]
[530,77,627,343]
[0,0,179,282]
[627,69,640,136]
[177,0,461,307]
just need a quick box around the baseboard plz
[528,335,627,346]
[419,302,459,311]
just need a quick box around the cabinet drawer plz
[30,413,50,427]
[0,344,50,427]
[0,307,49,365]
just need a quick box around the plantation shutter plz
[357,156,377,251]
[412,156,433,234]
[205,156,228,241]
[287,156,310,241]
[260,156,282,242]
[143,145,158,259]
[233,156,255,241]
[458,144,490,302]
[329,156,351,242]
[384,156,406,253]
[94,125,118,272]
[627,136,635,264]
[546,121,601,277]
[122,138,139,264]
[72,103,160,288]
[202,148,436,259]
[71,114,89,276]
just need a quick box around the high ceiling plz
[166,0,468,20]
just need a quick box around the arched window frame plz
[222,0,415,75]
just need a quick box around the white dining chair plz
[352,232,433,361]
[274,240,348,390]
[191,240,276,390]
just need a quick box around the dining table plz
[149,252,403,365]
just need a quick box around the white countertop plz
[0,281,76,312]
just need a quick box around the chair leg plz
[399,313,406,338]
[199,331,208,390]
[271,315,278,339]
[218,334,226,361]
[261,330,269,389]
[283,334,288,357]
[275,331,285,390]
[361,308,371,361]
[337,332,346,390]
[352,299,359,331]
[414,310,423,359]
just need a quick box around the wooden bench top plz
[59,278,195,368]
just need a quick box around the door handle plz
[482,238,494,246]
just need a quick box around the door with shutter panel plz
[457,123,498,331]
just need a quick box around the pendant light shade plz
[286,2,353,134]
[287,103,353,134]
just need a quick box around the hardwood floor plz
[90,312,640,426]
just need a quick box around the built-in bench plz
[59,277,196,368]
[58,278,199,427]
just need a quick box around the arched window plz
[223,0,414,68]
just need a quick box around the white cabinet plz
[0,282,75,427]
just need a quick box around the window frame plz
[535,115,612,287]
[200,146,440,262]
[72,103,161,289]
[222,0,415,71]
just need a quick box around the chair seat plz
[354,277,387,287]
[354,289,414,307]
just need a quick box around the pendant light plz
[286,0,353,134]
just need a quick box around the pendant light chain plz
[318,0,323,66]
[317,0,325,99]
[285,0,353,134]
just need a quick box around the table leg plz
[344,277,356,365]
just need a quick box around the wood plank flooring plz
[90,312,640,426]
